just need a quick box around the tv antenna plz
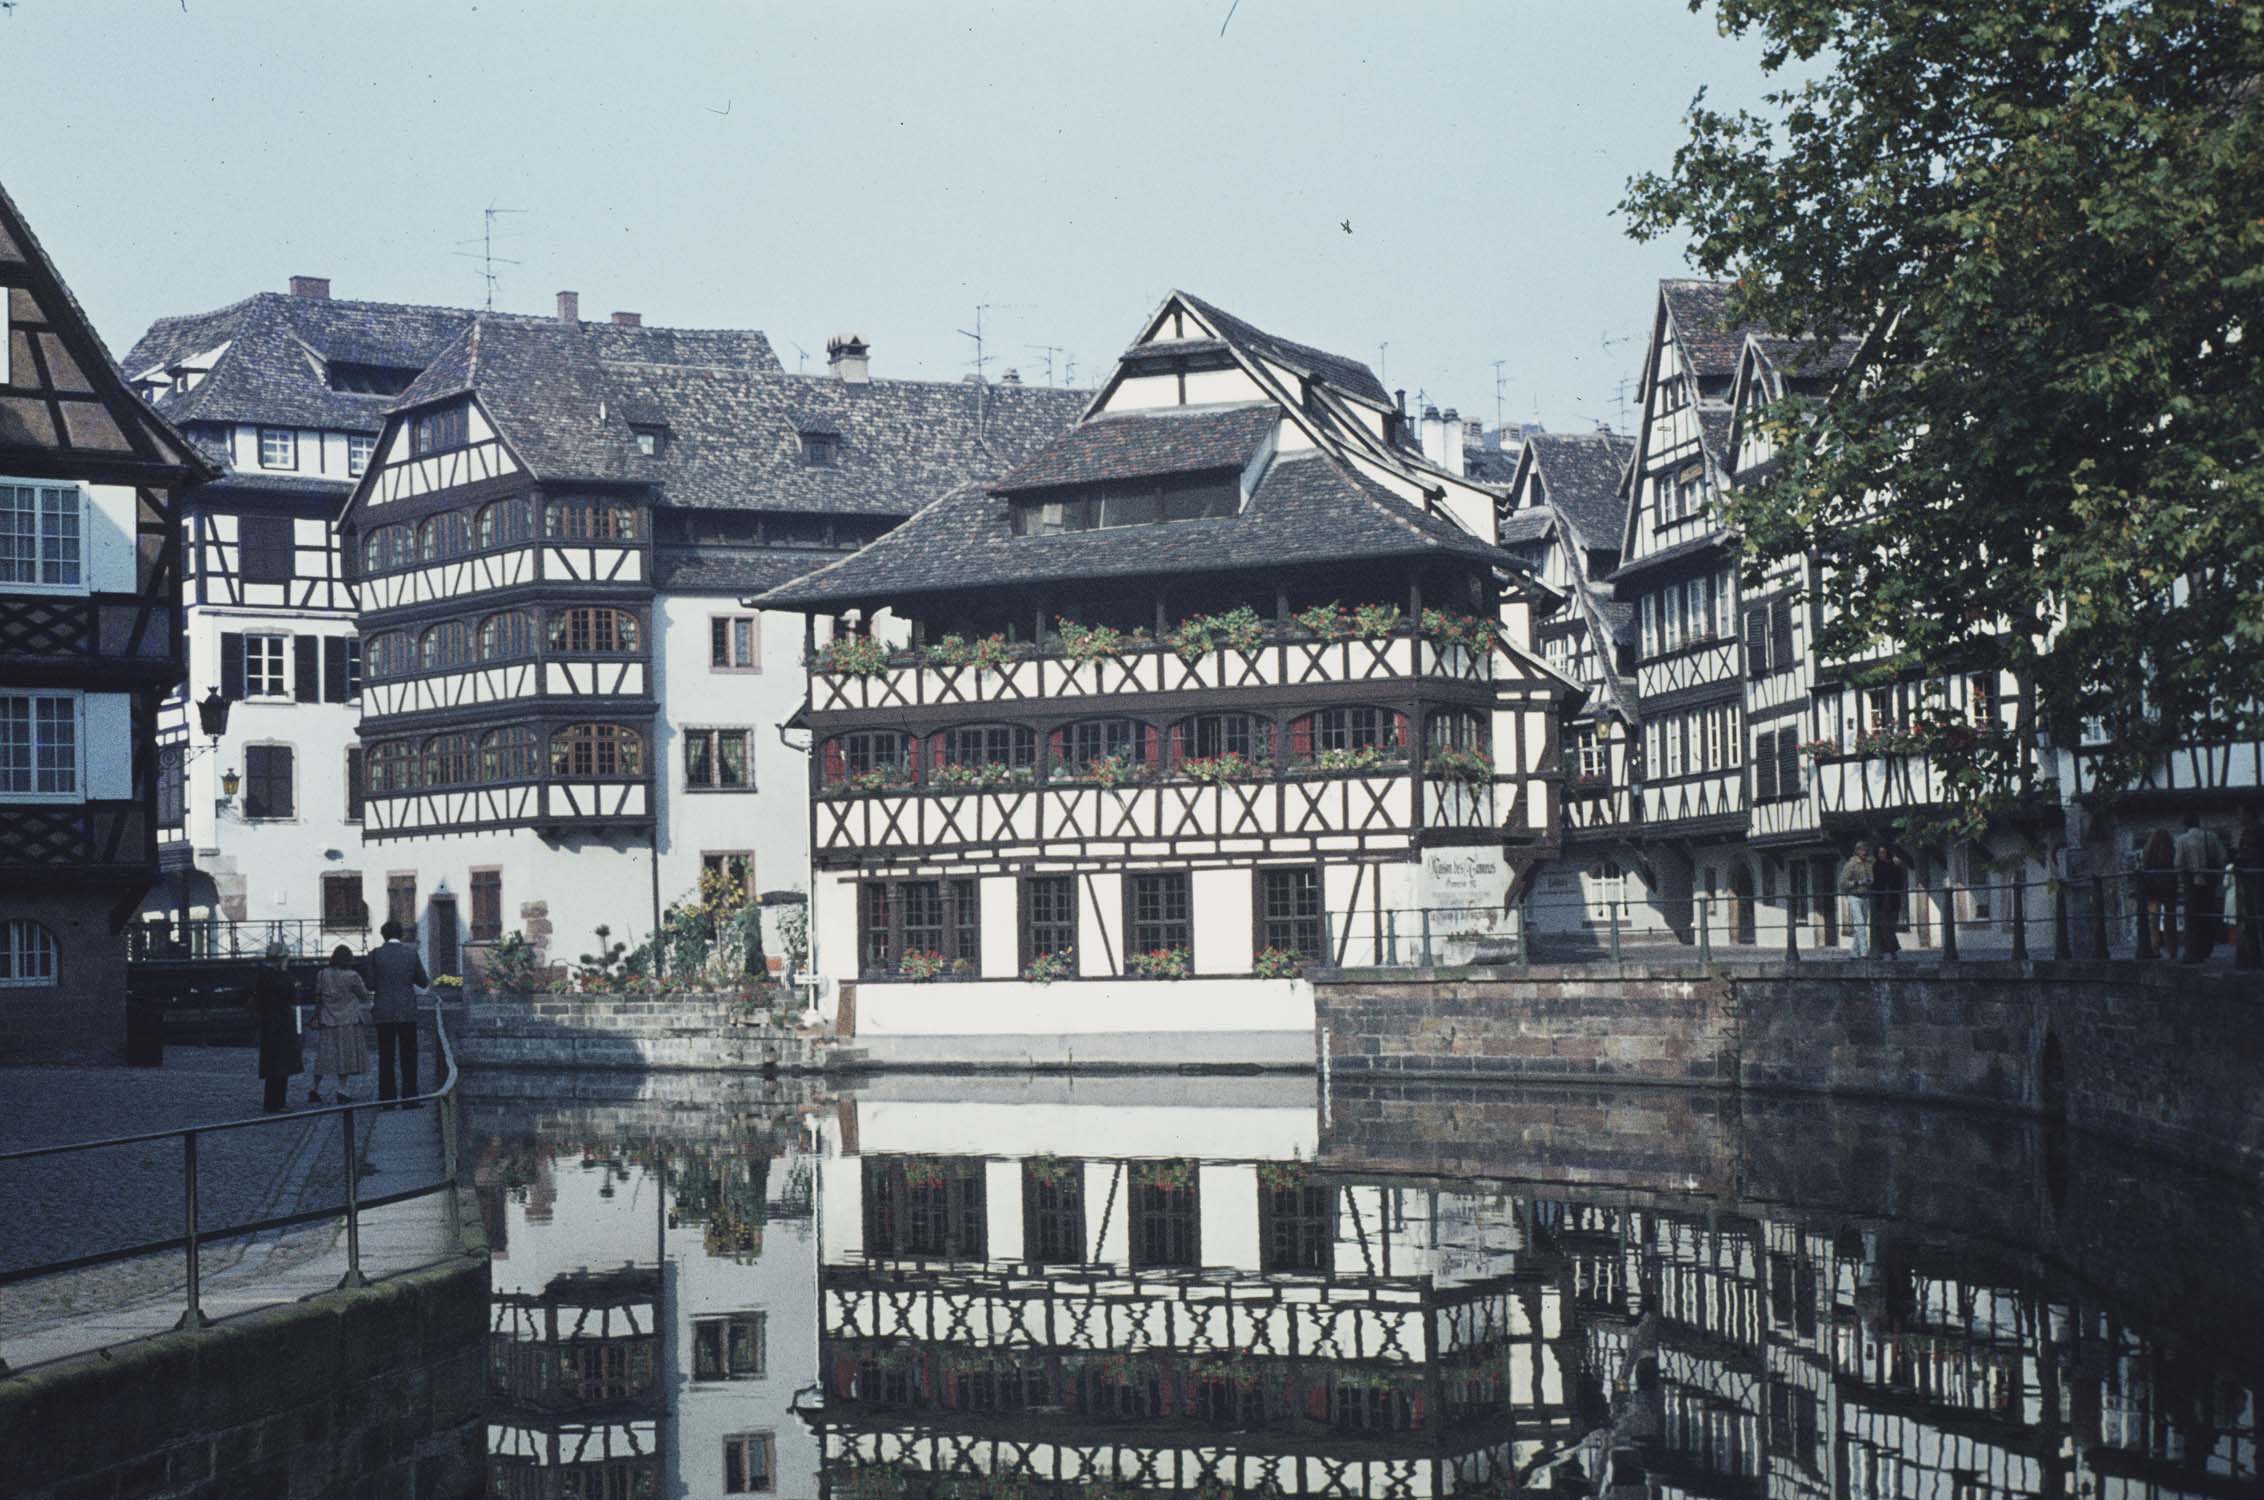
[452,203,525,310]
[1376,341,1389,388]
[1612,374,1634,431]
[1492,359,1508,436]
[786,340,813,375]
[957,302,1029,384]
[1026,344,1067,386]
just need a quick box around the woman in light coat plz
[309,944,373,1104]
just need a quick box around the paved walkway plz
[0,1027,462,1373]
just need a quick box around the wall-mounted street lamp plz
[220,768,241,800]
[196,687,231,741]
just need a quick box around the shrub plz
[483,931,544,994]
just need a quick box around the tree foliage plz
[1623,1,2264,807]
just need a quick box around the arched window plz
[819,730,915,789]
[418,511,470,563]
[477,611,535,662]
[544,498,641,541]
[1048,718,1156,777]
[366,740,418,793]
[479,726,538,782]
[551,723,645,778]
[1288,706,1409,764]
[477,497,534,549]
[361,525,411,574]
[421,733,476,787]
[418,621,472,672]
[1168,712,1274,766]
[930,725,1035,771]
[365,632,415,680]
[549,607,642,654]
[1426,710,1488,753]
[0,919,59,987]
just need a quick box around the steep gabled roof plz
[1523,431,1635,554]
[1175,290,1392,407]
[0,179,211,477]
[991,404,1276,493]
[1658,279,1760,379]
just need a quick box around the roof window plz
[631,424,668,458]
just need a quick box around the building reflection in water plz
[466,1077,2261,1500]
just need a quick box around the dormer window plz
[258,428,296,469]
[327,362,420,396]
[410,404,469,457]
[631,424,668,458]
[803,432,839,467]
[1009,472,1240,536]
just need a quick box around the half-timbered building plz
[758,291,1572,1052]
[120,278,481,944]
[338,302,1082,973]
[0,180,213,1058]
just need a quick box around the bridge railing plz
[126,917,378,962]
[0,1001,465,1371]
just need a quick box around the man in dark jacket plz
[251,941,302,1113]
[369,920,430,1106]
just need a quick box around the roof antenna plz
[1376,341,1389,389]
[452,202,525,310]
[1492,359,1508,439]
[1026,344,1066,386]
[787,340,812,375]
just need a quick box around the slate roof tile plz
[991,404,1276,493]
[1660,279,1764,379]
[1525,431,1636,553]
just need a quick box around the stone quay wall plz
[1315,959,2264,1177]
[0,1205,488,1500]
[453,992,855,1073]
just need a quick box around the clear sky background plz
[4,0,1782,435]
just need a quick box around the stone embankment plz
[1314,958,2264,1178]
[453,991,855,1073]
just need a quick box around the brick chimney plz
[611,311,642,327]
[288,276,331,301]
[556,291,580,324]
[827,334,871,384]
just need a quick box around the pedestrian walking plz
[2140,827,2178,959]
[2173,813,2228,964]
[1840,840,1878,959]
[2235,804,2264,971]
[308,944,373,1104]
[369,919,430,1107]
[1872,837,1907,958]
[249,941,302,1114]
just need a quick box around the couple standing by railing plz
[2136,812,2262,965]
[252,920,431,1114]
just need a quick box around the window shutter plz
[1744,607,1768,679]
[346,747,365,821]
[927,732,946,771]
[1290,715,1314,759]
[1046,727,1065,766]
[1389,710,1410,749]
[1753,734,1778,802]
[323,637,349,703]
[822,739,846,785]
[219,632,245,700]
[1168,722,1187,765]
[1142,724,1160,765]
[1771,601,1796,672]
[905,735,924,777]
[1777,729,1800,800]
[293,635,319,702]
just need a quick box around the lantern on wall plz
[220,768,241,800]
[196,687,232,740]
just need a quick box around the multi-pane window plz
[545,498,640,540]
[1258,867,1323,959]
[346,434,374,476]
[0,694,76,797]
[1259,1178,1336,1273]
[387,875,417,932]
[364,633,412,681]
[953,878,979,961]
[823,730,912,788]
[549,607,642,654]
[366,740,416,794]
[1174,712,1271,763]
[1129,1161,1200,1269]
[1128,872,1192,959]
[0,920,60,987]
[685,728,752,790]
[243,634,288,696]
[901,881,945,957]
[421,734,475,786]
[320,875,367,932]
[258,427,296,468]
[937,723,1034,772]
[710,614,759,670]
[692,1314,767,1382]
[237,515,294,585]
[477,497,533,548]
[0,483,83,588]
[361,525,412,574]
[157,744,186,826]
[419,511,470,562]
[418,622,470,672]
[1310,706,1403,754]
[551,724,645,778]
[1056,718,1148,774]
[476,611,534,661]
[863,1156,987,1259]
[409,404,468,457]
[242,744,294,820]
[1010,472,1240,534]
[859,879,979,972]
[470,870,503,942]
[1024,876,1077,967]
[1023,1159,1086,1266]
[479,727,539,782]
[1427,710,1487,753]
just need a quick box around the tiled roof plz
[391,315,1085,517]
[653,545,843,594]
[1176,291,1391,407]
[1697,408,1735,474]
[1495,507,1554,544]
[757,447,1513,610]
[991,404,1276,494]
[1660,279,1762,378]
[1751,333,1861,386]
[1527,431,1635,554]
[1462,444,1519,485]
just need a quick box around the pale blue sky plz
[6,0,1779,434]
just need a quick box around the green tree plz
[1623,1,2264,819]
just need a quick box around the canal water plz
[465,1071,2262,1499]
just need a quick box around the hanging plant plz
[899,1156,952,1189]
[1057,617,1131,663]
[1293,601,1352,640]
[1425,747,1494,785]
[1170,604,1268,661]
[1418,607,1503,653]
[1134,1159,1196,1193]
[819,633,892,678]
[1352,602,1404,639]
[1025,1153,1077,1187]
[926,632,1011,673]
[1255,1159,1307,1191]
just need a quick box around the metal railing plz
[0,1002,466,1367]
[127,918,377,962]
[1323,867,2264,971]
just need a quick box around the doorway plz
[1731,865,1757,945]
[428,895,461,979]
